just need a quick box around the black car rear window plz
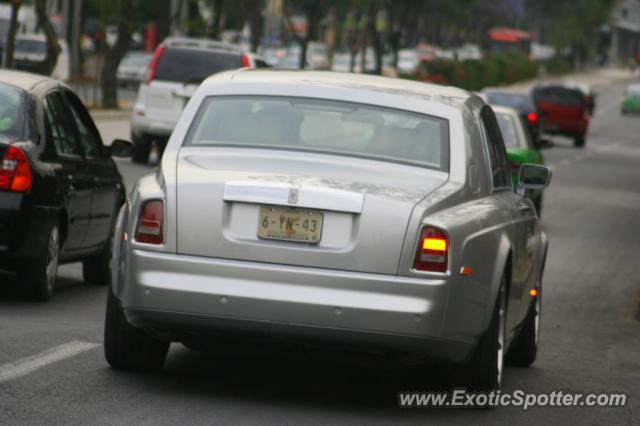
[0,82,26,140]
[485,93,534,112]
[154,48,242,84]
[533,87,584,106]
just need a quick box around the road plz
[0,79,638,425]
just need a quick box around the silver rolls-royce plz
[105,70,551,391]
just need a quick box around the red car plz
[532,85,590,147]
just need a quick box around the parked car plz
[117,51,152,87]
[0,70,132,301]
[130,37,268,164]
[106,70,551,391]
[621,84,640,114]
[532,84,590,147]
[13,34,70,81]
[483,89,544,145]
[492,105,546,215]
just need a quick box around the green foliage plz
[408,53,538,91]
[541,56,572,75]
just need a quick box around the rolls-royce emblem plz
[288,188,299,204]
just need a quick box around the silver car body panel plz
[113,70,548,363]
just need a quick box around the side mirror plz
[518,164,551,190]
[108,139,133,157]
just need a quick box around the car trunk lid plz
[175,147,448,275]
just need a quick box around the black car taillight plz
[241,53,251,67]
[0,145,32,192]
[526,112,539,126]
[135,200,164,244]
[413,226,448,273]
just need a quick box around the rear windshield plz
[155,48,242,83]
[495,113,521,148]
[0,83,26,139]
[185,96,449,171]
[533,87,584,106]
[485,93,534,111]
[15,39,47,55]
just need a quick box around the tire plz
[82,231,113,286]
[506,287,540,367]
[574,134,585,148]
[131,133,152,164]
[18,225,60,302]
[466,275,507,392]
[104,288,170,370]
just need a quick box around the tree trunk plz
[246,0,263,52]
[100,0,133,109]
[367,1,382,75]
[34,0,61,76]
[157,0,172,44]
[210,0,224,39]
[3,0,21,69]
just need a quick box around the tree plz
[284,0,326,69]
[99,0,134,108]
[3,0,21,69]
[34,0,61,76]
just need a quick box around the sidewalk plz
[504,67,637,92]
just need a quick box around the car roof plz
[0,69,62,92]
[491,105,521,117]
[205,69,473,107]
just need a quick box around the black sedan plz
[482,90,544,146]
[0,70,131,301]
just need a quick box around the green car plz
[622,84,640,114]
[493,105,546,215]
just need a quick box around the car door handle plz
[517,204,533,213]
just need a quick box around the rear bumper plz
[542,119,588,136]
[115,249,474,363]
[0,192,56,263]
[130,109,177,138]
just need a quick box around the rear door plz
[63,89,120,248]
[481,107,538,331]
[144,48,243,124]
[43,91,93,251]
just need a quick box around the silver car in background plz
[105,71,551,391]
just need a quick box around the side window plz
[64,91,103,159]
[480,107,511,190]
[44,92,83,157]
[255,59,270,68]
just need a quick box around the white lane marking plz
[0,341,99,384]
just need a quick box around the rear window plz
[185,96,449,171]
[15,39,47,55]
[485,93,534,111]
[533,87,584,106]
[154,48,242,83]
[0,83,26,139]
[495,113,521,148]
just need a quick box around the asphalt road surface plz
[0,80,638,425]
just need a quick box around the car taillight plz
[241,53,251,68]
[526,112,539,126]
[414,226,448,273]
[135,200,164,244]
[0,145,32,192]
[144,44,165,84]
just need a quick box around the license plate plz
[258,206,323,243]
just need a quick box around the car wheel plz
[467,275,506,392]
[574,135,586,148]
[104,288,170,370]
[506,284,541,367]
[19,225,59,302]
[82,231,113,286]
[131,133,152,164]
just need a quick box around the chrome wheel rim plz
[497,283,506,386]
[46,227,59,293]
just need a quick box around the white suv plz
[130,37,268,163]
